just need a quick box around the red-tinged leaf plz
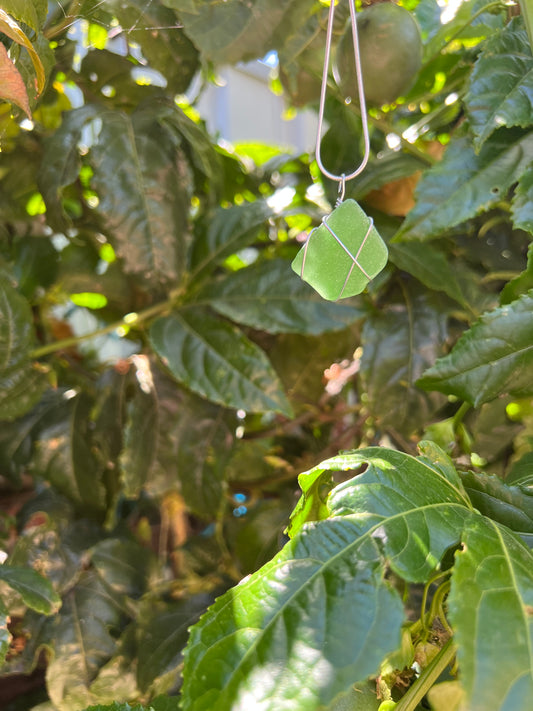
[0,43,31,117]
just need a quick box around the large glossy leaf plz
[417,291,533,406]
[89,105,192,287]
[150,310,292,415]
[512,164,533,235]
[465,18,533,148]
[0,565,61,615]
[359,287,449,436]
[448,517,533,710]
[395,131,533,241]
[45,570,128,711]
[196,259,365,335]
[182,444,471,711]
[0,273,48,421]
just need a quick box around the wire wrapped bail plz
[315,0,370,187]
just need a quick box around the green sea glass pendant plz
[291,199,388,301]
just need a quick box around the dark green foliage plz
[0,1,532,710]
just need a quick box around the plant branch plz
[30,294,181,359]
[394,638,457,711]
[519,0,533,50]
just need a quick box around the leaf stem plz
[452,402,471,428]
[30,294,180,359]
[394,638,457,711]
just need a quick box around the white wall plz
[197,61,318,154]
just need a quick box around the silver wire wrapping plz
[315,0,370,184]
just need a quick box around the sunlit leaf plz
[0,565,61,615]
[396,131,533,241]
[448,517,533,710]
[465,18,533,148]
[417,291,533,406]
[150,309,292,415]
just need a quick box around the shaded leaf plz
[39,104,100,229]
[448,517,533,710]
[107,0,199,94]
[46,570,127,711]
[465,18,533,148]
[0,565,60,614]
[0,272,48,421]
[33,393,106,514]
[150,309,292,415]
[388,241,469,308]
[89,105,192,287]
[136,595,214,694]
[0,597,9,666]
[0,42,30,117]
[91,539,155,598]
[190,200,275,278]
[501,242,533,304]
[148,370,235,517]
[512,164,533,235]
[182,445,471,711]
[417,291,533,407]
[119,363,159,498]
[395,131,533,241]
[506,452,533,486]
[197,259,365,335]
[460,470,533,544]
[359,287,449,435]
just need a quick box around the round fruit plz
[335,2,423,106]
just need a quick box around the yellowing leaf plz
[0,42,31,117]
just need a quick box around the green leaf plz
[359,287,449,435]
[465,18,533,148]
[417,291,533,407]
[190,200,275,278]
[182,445,471,711]
[174,0,301,64]
[89,105,192,287]
[506,452,533,486]
[512,164,533,235]
[147,371,235,517]
[459,470,533,544]
[448,517,533,710]
[33,393,106,513]
[0,0,47,31]
[136,595,214,693]
[91,539,155,598]
[196,259,365,335]
[39,104,100,229]
[45,570,127,711]
[0,565,61,614]
[395,131,533,241]
[0,272,48,421]
[501,242,533,304]
[0,597,9,667]
[106,0,199,94]
[119,365,159,498]
[150,310,292,415]
[388,242,469,308]
[287,466,335,538]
